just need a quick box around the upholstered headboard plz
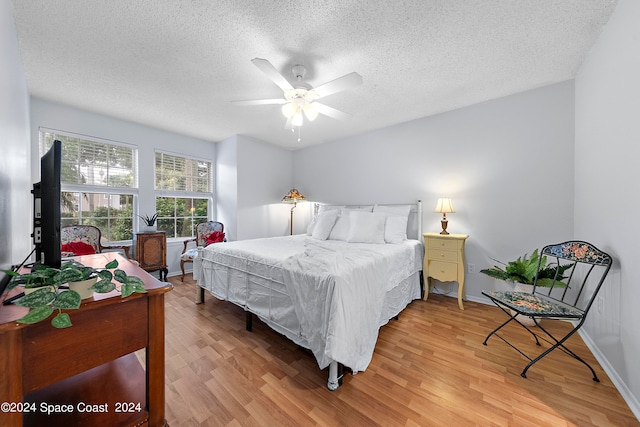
[313,201,423,240]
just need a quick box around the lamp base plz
[440,219,449,235]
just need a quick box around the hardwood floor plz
[164,275,638,426]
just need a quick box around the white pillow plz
[328,214,350,241]
[346,211,386,244]
[317,205,344,215]
[384,215,408,244]
[311,210,339,240]
[306,217,317,235]
[373,205,411,243]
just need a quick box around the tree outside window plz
[155,152,212,239]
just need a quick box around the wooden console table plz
[0,253,172,427]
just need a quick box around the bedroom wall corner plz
[574,0,640,418]
[235,135,294,240]
[0,0,32,268]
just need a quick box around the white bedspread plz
[283,239,388,372]
[196,235,423,372]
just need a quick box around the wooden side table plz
[0,253,172,427]
[423,232,469,310]
[135,231,168,281]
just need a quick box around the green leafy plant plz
[480,248,572,288]
[4,258,146,328]
[138,212,158,226]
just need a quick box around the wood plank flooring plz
[163,275,638,426]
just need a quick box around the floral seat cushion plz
[482,290,584,318]
[180,248,199,261]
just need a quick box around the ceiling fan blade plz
[232,98,287,106]
[251,58,294,92]
[313,72,363,98]
[314,102,352,121]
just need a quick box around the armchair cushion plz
[180,248,199,261]
[61,241,96,256]
[205,231,226,246]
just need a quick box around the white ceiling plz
[11,0,617,149]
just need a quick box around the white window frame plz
[40,128,139,244]
[154,150,213,240]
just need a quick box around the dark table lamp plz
[282,188,306,235]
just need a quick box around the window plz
[41,130,138,242]
[155,152,212,238]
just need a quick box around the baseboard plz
[577,328,640,421]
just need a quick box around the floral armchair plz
[61,225,132,259]
[180,221,226,281]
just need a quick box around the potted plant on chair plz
[480,248,572,325]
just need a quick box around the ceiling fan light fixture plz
[281,102,296,118]
[303,103,318,121]
[291,111,304,127]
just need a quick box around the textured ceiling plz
[11,0,617,149]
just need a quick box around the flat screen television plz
[32,139,62,268]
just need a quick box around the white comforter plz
[283,239,388,372]
[196,235,422,372]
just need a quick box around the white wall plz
[293,81,575,301]
[216,134,294,241]
[0,0,32,269]
[236,135,293,239]
[574,0,640,416]
[29,97,215,277]
[216,135,239,241]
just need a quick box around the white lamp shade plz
[281,102,296,118]
[303,103,318,121]
[291,111,304,127]
[434,197,455,213]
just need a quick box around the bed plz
[193,201,424,390]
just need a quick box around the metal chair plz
[61,224,132,258]
[482,240,612,380]
[180,221,225,281]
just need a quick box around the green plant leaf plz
[51,312,73,328]
[120,283,135,298]
[17,305,54,324]
[54,268,85,284]
[105,259,119,270]
[125,275,145,287]
[114,269,128,283]
[121,281,146,298]
[90,279,116,293]
[52,290,81,309]
[97,269,113,280]
[15,288,56,307]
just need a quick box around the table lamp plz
[281,188,306,235]
[434,197,454,235]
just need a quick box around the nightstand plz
[423,232,468,310]
[135,231,168,281]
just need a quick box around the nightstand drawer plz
[427,260,458,281]
[428,248,458,263]
[430,238,458,251]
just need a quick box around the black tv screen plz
[33,139,62,268]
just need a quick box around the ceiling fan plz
[233,58,363,129]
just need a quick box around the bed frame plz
[195,201,423,390]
